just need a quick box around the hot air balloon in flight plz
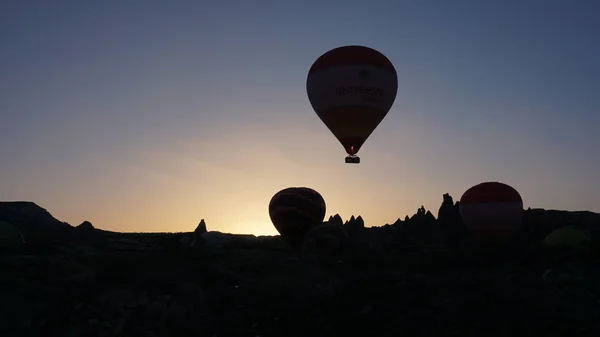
[268,187,326,250]
[459,182,524,239]
[306,45,399,164]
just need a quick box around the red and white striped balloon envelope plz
[459,181,524,239]
[306,45,398,164]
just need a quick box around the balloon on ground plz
[306,45,398,164]
[459,182,524,239]
[302,222,349,256]
[268,187,326,250]
[543,226,592,250]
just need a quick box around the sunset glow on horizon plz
[1,1,599,235]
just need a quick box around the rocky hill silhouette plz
[0,201,71,232]
[2,195,600,336]
[2,194,599,255]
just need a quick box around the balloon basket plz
[345,155,360,164]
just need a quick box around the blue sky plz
[1,0,598,234]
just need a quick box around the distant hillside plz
[0,201,71,233]
[524,208,600,240]
[1,198,599,239]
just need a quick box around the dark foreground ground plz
[2,246,600,337]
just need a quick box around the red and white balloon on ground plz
[459,181,524,238]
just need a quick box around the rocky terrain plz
[1,196,600,337]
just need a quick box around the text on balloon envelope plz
[334,85,385,97]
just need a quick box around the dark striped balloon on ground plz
[302,222,349,256]
[306,45,398,163]
[268,187,326,250]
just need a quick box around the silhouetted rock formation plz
[176,219,208,250]
[0,202,71,233]
[437,194,468,247]
[195,219,207,234]
[344,215,365,236]
[327,214,343,227]
[76,221,95,231]
[69,220,97,242]
[387,205,443,249]
[389,218,402,227]
[413,206,443,244]
[191,219,207,248]
[362,223,395,253]
[344,215,354,226]
[342,215,379,251]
